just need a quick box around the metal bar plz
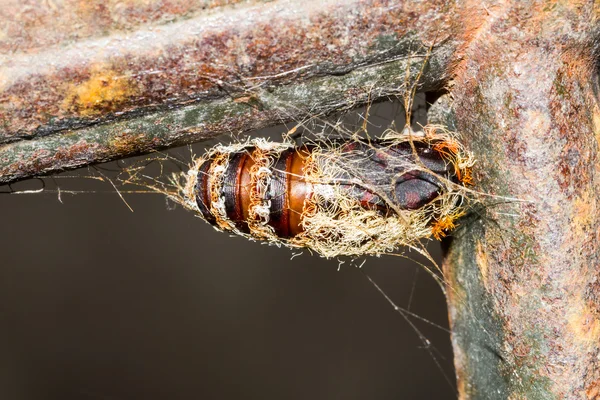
[445,1,600,398]
[0,0,461,183]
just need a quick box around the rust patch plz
[572,191,596,238]
[446,0,600,396]
[475,240,489,287]
[567,298,600,346]
[586,380,600,399]
[592,108,600,149]
[108,131,149,154]
[52,141,100,164]
[0,0,459,140]
[61,66,140,117]
[0,0,248,53]
[504,129,528,165]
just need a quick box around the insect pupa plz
[173,126,474,258]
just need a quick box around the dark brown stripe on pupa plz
[268,149,293,238]
[222,152,250,233]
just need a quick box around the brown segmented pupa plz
[174,127,474,258]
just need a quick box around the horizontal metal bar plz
[0,0,461,183]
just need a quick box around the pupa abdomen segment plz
[195,143,308,238]
[182,133,474,258]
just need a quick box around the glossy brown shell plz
[194,139,457,239]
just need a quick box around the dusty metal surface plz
[446,1,600,398]
[0,57,448,183]
[0,0,248,54]
[0,0,461,183]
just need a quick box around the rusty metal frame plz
[0,0,459,183]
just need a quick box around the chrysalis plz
[174,127,474,258]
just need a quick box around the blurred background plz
[0,101,456,399]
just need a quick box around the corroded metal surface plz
[0,0,248,54]
[446,1,600,398]
[0,0,456,139]
[0,58,446,183]
[0,0,461,183]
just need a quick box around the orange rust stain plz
[595,1,600,22]
[53,141,97,162]
[450,0,499,77]
[572,191,596,238]
[61,65,139,117]
[456,369,467,399]
[72,0,196,30]
[592,108,600,149]
[108,131,148,154]
[567,298,600,346]
[586,380,600,399]
[74,0,110,20]
[475,240,489,284]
